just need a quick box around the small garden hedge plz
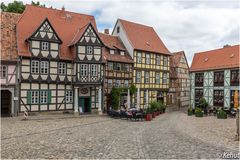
[195,108,203,117]
[217,110,227,119]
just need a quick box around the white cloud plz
[2,0,240,65]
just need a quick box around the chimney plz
[223,44,231,48]
[104,29,109,34]
[61,6,65,11]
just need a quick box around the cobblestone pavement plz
[1,111,239,159]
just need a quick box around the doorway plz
[79,97,91,113]
[1,90,12,117]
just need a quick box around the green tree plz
[111,87,121,110]
[1,1,46,13]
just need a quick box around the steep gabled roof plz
[116,19,170,55]
[190,45,240,72]
[99,33,133,63]
[0,12,21,61]
[17,5,97,60]
[170,51,189,68]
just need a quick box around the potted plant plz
[188,107,193,116]
[145,107,152,121]
[195,107,203,117]
[217,109,227,119]
[150,101,158,118]
[162,103,166,113]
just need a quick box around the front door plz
[1,90,12,117]
[79,97,91,113]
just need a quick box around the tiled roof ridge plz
[195,44,240,55]
[118,18,154,29]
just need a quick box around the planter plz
[188,110,193,116]
[195,112,203,117]
[145,114,152,121]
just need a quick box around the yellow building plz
[112,19,171,107]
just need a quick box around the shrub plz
[195,107,203,117]
[217,110,227,119]
[111,87,121,110]
[150,101,158,113]
[188,107,193,116]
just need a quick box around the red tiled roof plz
[17,5,97,60]
[99,33,133,63]
[118,19,170,55]
[190,44,240,72]
[1,12,21,61]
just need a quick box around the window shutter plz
[27,91,31,104]
[48,91,52,103]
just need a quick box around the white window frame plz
[96,90,99,102]
[163,73,167,84]
[136,71,141,83]
[81,64,88,76]
[66,90,73,103]
[41,42,49,51]
[91,64,97,76]
[87,46,93,54]
[117,63,121,71]
[108,79,113,87]
[116,80,121,87]
[145,72,150,83]
[40,61,49,74]
[59,62,66,75]
[0,65,7,78]
[108,62,113,70]
[31,91,39,104]
[163,56,168,67]
[156,55,160,65]
[40,90,48,104]
[31,60,39,74]
[146,53,150,64]
[124,80,129,87]
[124,64,129,71]
[156,73,160,84]
[137,52,142,63]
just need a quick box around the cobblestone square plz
[1,111,239,159]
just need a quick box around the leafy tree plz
[110,87,121,110]
[1,1,46,13]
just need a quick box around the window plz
[156,72,160,84]
[124,64,129,71]
[146,53,150,64]
[40,90,48,104]
[66,90,73,103]
[0,65,7,78]
[40,61,49,74]
[59,62,66,75]
[117,63,121,71]
[214,90,224,106]
[231,70,239,86]
[116,80,121,87]
[144,91,147,104]
[120,51,125,55]
[87,46,93,54]
[195,89,203,107]
[108,79,113,87]
[195,73,204,86]
[91,64,97,76]
[31,91,39,104]
[136,71,141,83]
[124,80,129,87]
[117,26,120,33]
[108,62,113,70]
[214,71,224,86]
[96,90,99,102]
[145,72,150,83]
[163,72,167,84]
[31,60,39,74]
[110,49,115,55]
[137,52,142,63]
[81,64,88,76]
[156,55,160,66]
[41,42,49,51]
[163,56,168,67]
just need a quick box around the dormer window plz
[120,51,125,56]
[87,46,93,54]
[41,42,49,51]
[110,49,115,55]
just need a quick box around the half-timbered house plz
[16,5,104,113]
[112,19,171,107]
[0,12,21,116]
[190,45,240,109]
[168,51,190,107]
[99,30,133,111]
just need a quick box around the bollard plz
[23,110,28,120]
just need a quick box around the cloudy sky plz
[3,0,240,65]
